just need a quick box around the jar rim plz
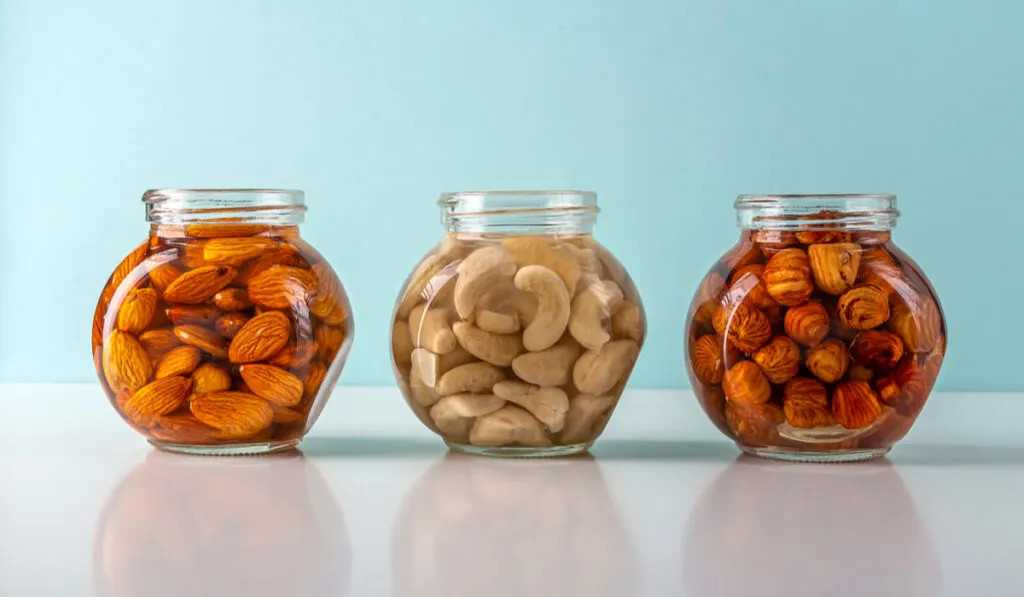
[438,190,599,234]
[438,190,598,211]
[143,189,307,225]
[734,194,899,230]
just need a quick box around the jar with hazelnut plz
[685,194,946,462]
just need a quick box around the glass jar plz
[91,189,354,455]
[390,191,646,457]
[685,194,946,462]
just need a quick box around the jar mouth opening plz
[735,194,899,230]
[144,189,307,225]
[438,190,599,214]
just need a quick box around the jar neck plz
[439,191,599,235]
[143,189,307,227]
[735,194,899,231]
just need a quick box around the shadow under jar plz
[685,194,946,463]
[391,191,646,458]
[91,189,354,455]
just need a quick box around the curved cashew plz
[469,405,553,447]
[568,280,624,350]
[409,304,457,355]
[452,322,524,366]
[392,321,415,365]
[492,381,570,433]
[611,300,644,343]
[501,237,582,297]
[475,308,520,334]
[410,346,476,389]
[430,393,507,442]
[573,340,640,395]
[407,364,441,407]
[436,362,506,396]
[454,246,517,320]
[397,237,470,318]
[514,265,571,352]
[511,340,581,387]
[564,243,605,279]
[559,394,616,445]
[583,238,629,287]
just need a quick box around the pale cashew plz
[573,339,640,395]
[392,320,414,365]
[564,243,605,279]
[409,304,457,355]
[584,237,629,287]
[469,405,553,447]
[436,362,506,396]
[410,346,476,389]
[475,308,520,334]
[407,365,441,407]
[397,237,468,318]
[492,381,570,432]
[501,237,582,297]
[430,393,507,441]
[611,300,644,343]
[454,246,517,320]
[452,322,524,366]
[568,280,624,350]
[559,394,616,445]
[511,339,581,387]
[514,265,571,352]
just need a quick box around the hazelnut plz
[752,230,798,259]
[794,211,853,244]
[805,339,850,383]
[807,243,861,295]
[720,242,762,271]
[722,361,771,405]
[851,330,904,371]
[751,336,801,384]
[725,401,784,445]
[888,298,942,353]
[828,301,859,341]
[784,301,830,347]
[857,247,900,297]
[876,357,936,416]
[762,248,814,306]
[691,334,741,385]
[837,285,890,330]
[783,399,833,429]
[783,376,828,405]
[847,364,874,382]
[712,301,772,353]
[831,380,882,429]
[692,272,726,329]
[728,264,776,310]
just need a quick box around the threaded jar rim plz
[438,190,599,234]
[735,194,899,230]
[143,189,307,225]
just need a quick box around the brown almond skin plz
[190,391,275,437]
[805,339,850,383]
[269,342,319,370]
[212,288,252,311]
[116,288,158,334]
[124,375,192,422]
[166,304,222,325]
[163,265,237,304]
[138,328,181,360]
[712,302,771,353]
[722,361,771,405]
[104,330,153,393]
[154,345,202,379]
[762,248,814,306]
[228,311,292,364]
[851,330,904,371]
[173,325,229,359]
[215,312,251,338]
[837,285,890,330]
[784,301,830,347]
[304,360,327,400]
[147,262,182,291]
[239,364,304,406]
[309,262,345,318]
[191,363,232,396]
[247,265,317,309]
[832,381,882,429]
[203,237,279,266]
[751,336,801,384]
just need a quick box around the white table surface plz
[2,384,1022,597]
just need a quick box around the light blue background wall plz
[1,0,1021,389]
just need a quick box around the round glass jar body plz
[390,191,646,457]
[685,195,945,462]
[91,189,354,455]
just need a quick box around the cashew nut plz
[564,243,605,279]
[568,280,624,350]
[452,322,524,366]
[410,346,476,389]
[493,381,570,432]
[392,320,414,365]
[559,394,616,445]
[573,339,640,395]
[409,304,457,355]
[511,339,581,387]
[469,405,553,447]
[501,237,582,297]
[475,308,520,334]
[454,246,517,320]
[583,238,629,287]
[514,265,571,352]
[436,362,506,396]
[407,364,441,407]
[611,300,644,343]
[429,393,507,442]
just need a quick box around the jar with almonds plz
[91,189,354,454]
[391,191,646,457]
[685,194,946,462]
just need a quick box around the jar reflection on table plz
[683,457,941,597]
[392,453,637,597]
[94,451,351,597]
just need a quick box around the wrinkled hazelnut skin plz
[888,298,942,353]
[851,330,904,371]
[876,357,938,416]
[762,248,814,306]
[722,361,772,405]
[751,336,801,384]
[712,301,771,353]
[832,381,882,429]
[725,401,784,446]
[784,301,830,347]
[808,243,861,295]
[805,339,850,383]
[837,285,890,330]
[728,264,776,310]
[691,334,741,385]
[752,229,798,259]
[783,376,828,405]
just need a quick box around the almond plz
[191,363,232,396]
[712,301,771,353]
[320,304,348,326]
[315,324,346,361]
[271,404,306,425]
[203,237,278,266]
[722,361,771,405]
[166,304,223,325]
[751,336,801,384]
[185,223,272,238]
[309,262,345,318]
[236,245,302,286]
[212,288,252,311]
[762,248,814,306]
[116,288,158,333]
[154,345,202,379]
[851,330,904,371]
[173,324,228,358]
[181,243,208,268]
[832,380,882,429]
[138,328,181,360]
[239,364,304,406]
[163,265,237,304]
[784,301,830,347]
[109,241,150,292]
[808,243,861,295]
[228,311,292,364]
[837,285,890,330]
[268,341,319,370]
[247,265,317,309]
[150,413,220,444]
[805,339,850,383]
[190,391,275,437]
[888,298,942,353]
[304,360,327,400]
[124,376,192,421]
[215,312,251,338]
[103,329,153,392]
[147,262,182,291]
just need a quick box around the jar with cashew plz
[391,191,646,457]
[92,189,354,455]
[685,194,946,462]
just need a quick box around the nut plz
[492,381,570,432]
[783,376,828,405]
[202,237,278,266]
[831,380,882,429]
[611,300,644,343]
[876,358,935,416]
[271,405,306,425]
[501,237,582,297]
[752,230,798,258]
[712,301,771,353]
[751,336,801,384]
[436,362,506,396]
[573,339,640,395]
[475,308,521,334]
[430,394,507,441]
[783,399,833,429]
[727,265,776,310]
[847,364,874,382]
[559,394,616,445]
[857,247,900,296]
[138,328,182,360]
[568,280,624,350]
[762,248,814,306]
[452,321,524,366]
[117,288,158,334]
[692,334,740,385]
[692,272,726,328]
[214,312,250,338]
[104,329,154,393]
[247,265,318,309]
[469,405,553,447]
[173,325,229,359]
[511,340,581,387]
[212,288,252,311]
[721,360,771,405]
[408,304,458,355]
[123,376,192,422]
[167,304,223,326]
[236,244,303,286]
[268,341,319,370]
[239,364,304,406]
[304,360,327,401]
[725,401,783,444]
[805,339,849,383]
[888,298,942,353]
[391,321,415,365]
[851,330,904,371]
[163,265,237,304]
[808,243,861,295]
[308,262,346,319]
[409,346,476,389]
[191,363,232,396]
[147,262,182,291]
[454,246,518,319]
[837,285,890,330]
[189,391,275,438]
[154,345,202,379]
[784,301,830,347]
[514,265,572,352]
[184,223,271,238]
[228,311,291,364]
[407,363,442,407]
